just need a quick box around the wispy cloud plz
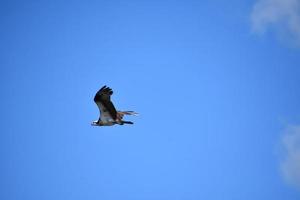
[280,125,300,189]
[251,0,300,46]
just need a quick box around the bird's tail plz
[119,111,138,115]
[117,111,138,119]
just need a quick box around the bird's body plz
[92,86,138,126]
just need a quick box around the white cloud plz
[280,125,300,189]
[251,0,300,46]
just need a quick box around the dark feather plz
[94,86,117,120]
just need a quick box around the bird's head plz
[91,121,99,126]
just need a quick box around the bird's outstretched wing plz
[94,85,117,120]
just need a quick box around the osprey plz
[91,85,138,126]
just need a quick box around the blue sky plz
[1,0,300,199]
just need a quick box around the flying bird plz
[92,86,138,126]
